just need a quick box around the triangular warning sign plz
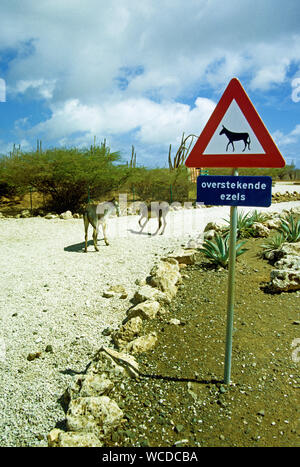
[185,78,285,168]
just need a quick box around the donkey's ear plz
[222,125,224,128]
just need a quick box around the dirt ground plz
[102,236,300,448]
[1,188,299,448]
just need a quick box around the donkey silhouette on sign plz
[219,125,251,152]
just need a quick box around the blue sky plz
[0,0,299,167]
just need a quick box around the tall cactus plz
[90,137,109,155]
[9,143,21,158]
[90,135,96,154]
[168,133,198,170]
[101,138,107,151]
[129,145,137,168]
[36,139,42,153]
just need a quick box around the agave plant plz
[260,232,286,255]
[249,210,269,224]
[277,215,300,243]
[200,233,248,268]
[223,210,255,238]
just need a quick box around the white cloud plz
[250,61,290,91]
[291,124,300,137]
[32,99,103,139]
[291,78,300,103]
[137,97,215,145]
[12,79,56,99]
[249,45,295,91]
[30,96,215,148]
[0,0,300,164]
[2,0,300,100]
[273,125,300,147]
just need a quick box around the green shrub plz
[1,145,128,213]
[260,232,286,256]
[127,166,193,203]
[0,181,19,199]
[126,168,170,201]
[277,215,300,243]
[200,233,248,268]
[249,210,269,224]
[223,211,255,238]
[0,158,25,200]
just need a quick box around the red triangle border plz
[185,78,285,168]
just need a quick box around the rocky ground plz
[0,214,188,447]
[48,209,300,449]
[0,184,299,447]
[99,236,300,447]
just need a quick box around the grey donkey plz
[138,201,169,235]
[83,198,120,252]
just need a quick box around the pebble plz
[168,319,181,326]
[103,291,115,298]
[27,352,42,361]
[174,439,189,446]
[175,424,184,433]
[1,204,299,447]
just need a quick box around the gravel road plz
[0,184,299,446]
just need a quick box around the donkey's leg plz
[139,217,149,233]
[139,204,150,231]
[93,226,99,251]
[243,136,251,151]
[83,214,89,253]
[102,222,109,245]
[160,214,167,235]
[243,137,250,152]
[139,213,149,228]
[153,212,162,236]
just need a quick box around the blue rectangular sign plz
[197,175,272,207]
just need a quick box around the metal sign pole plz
[186,77,286,386]
[224,167,239,384]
